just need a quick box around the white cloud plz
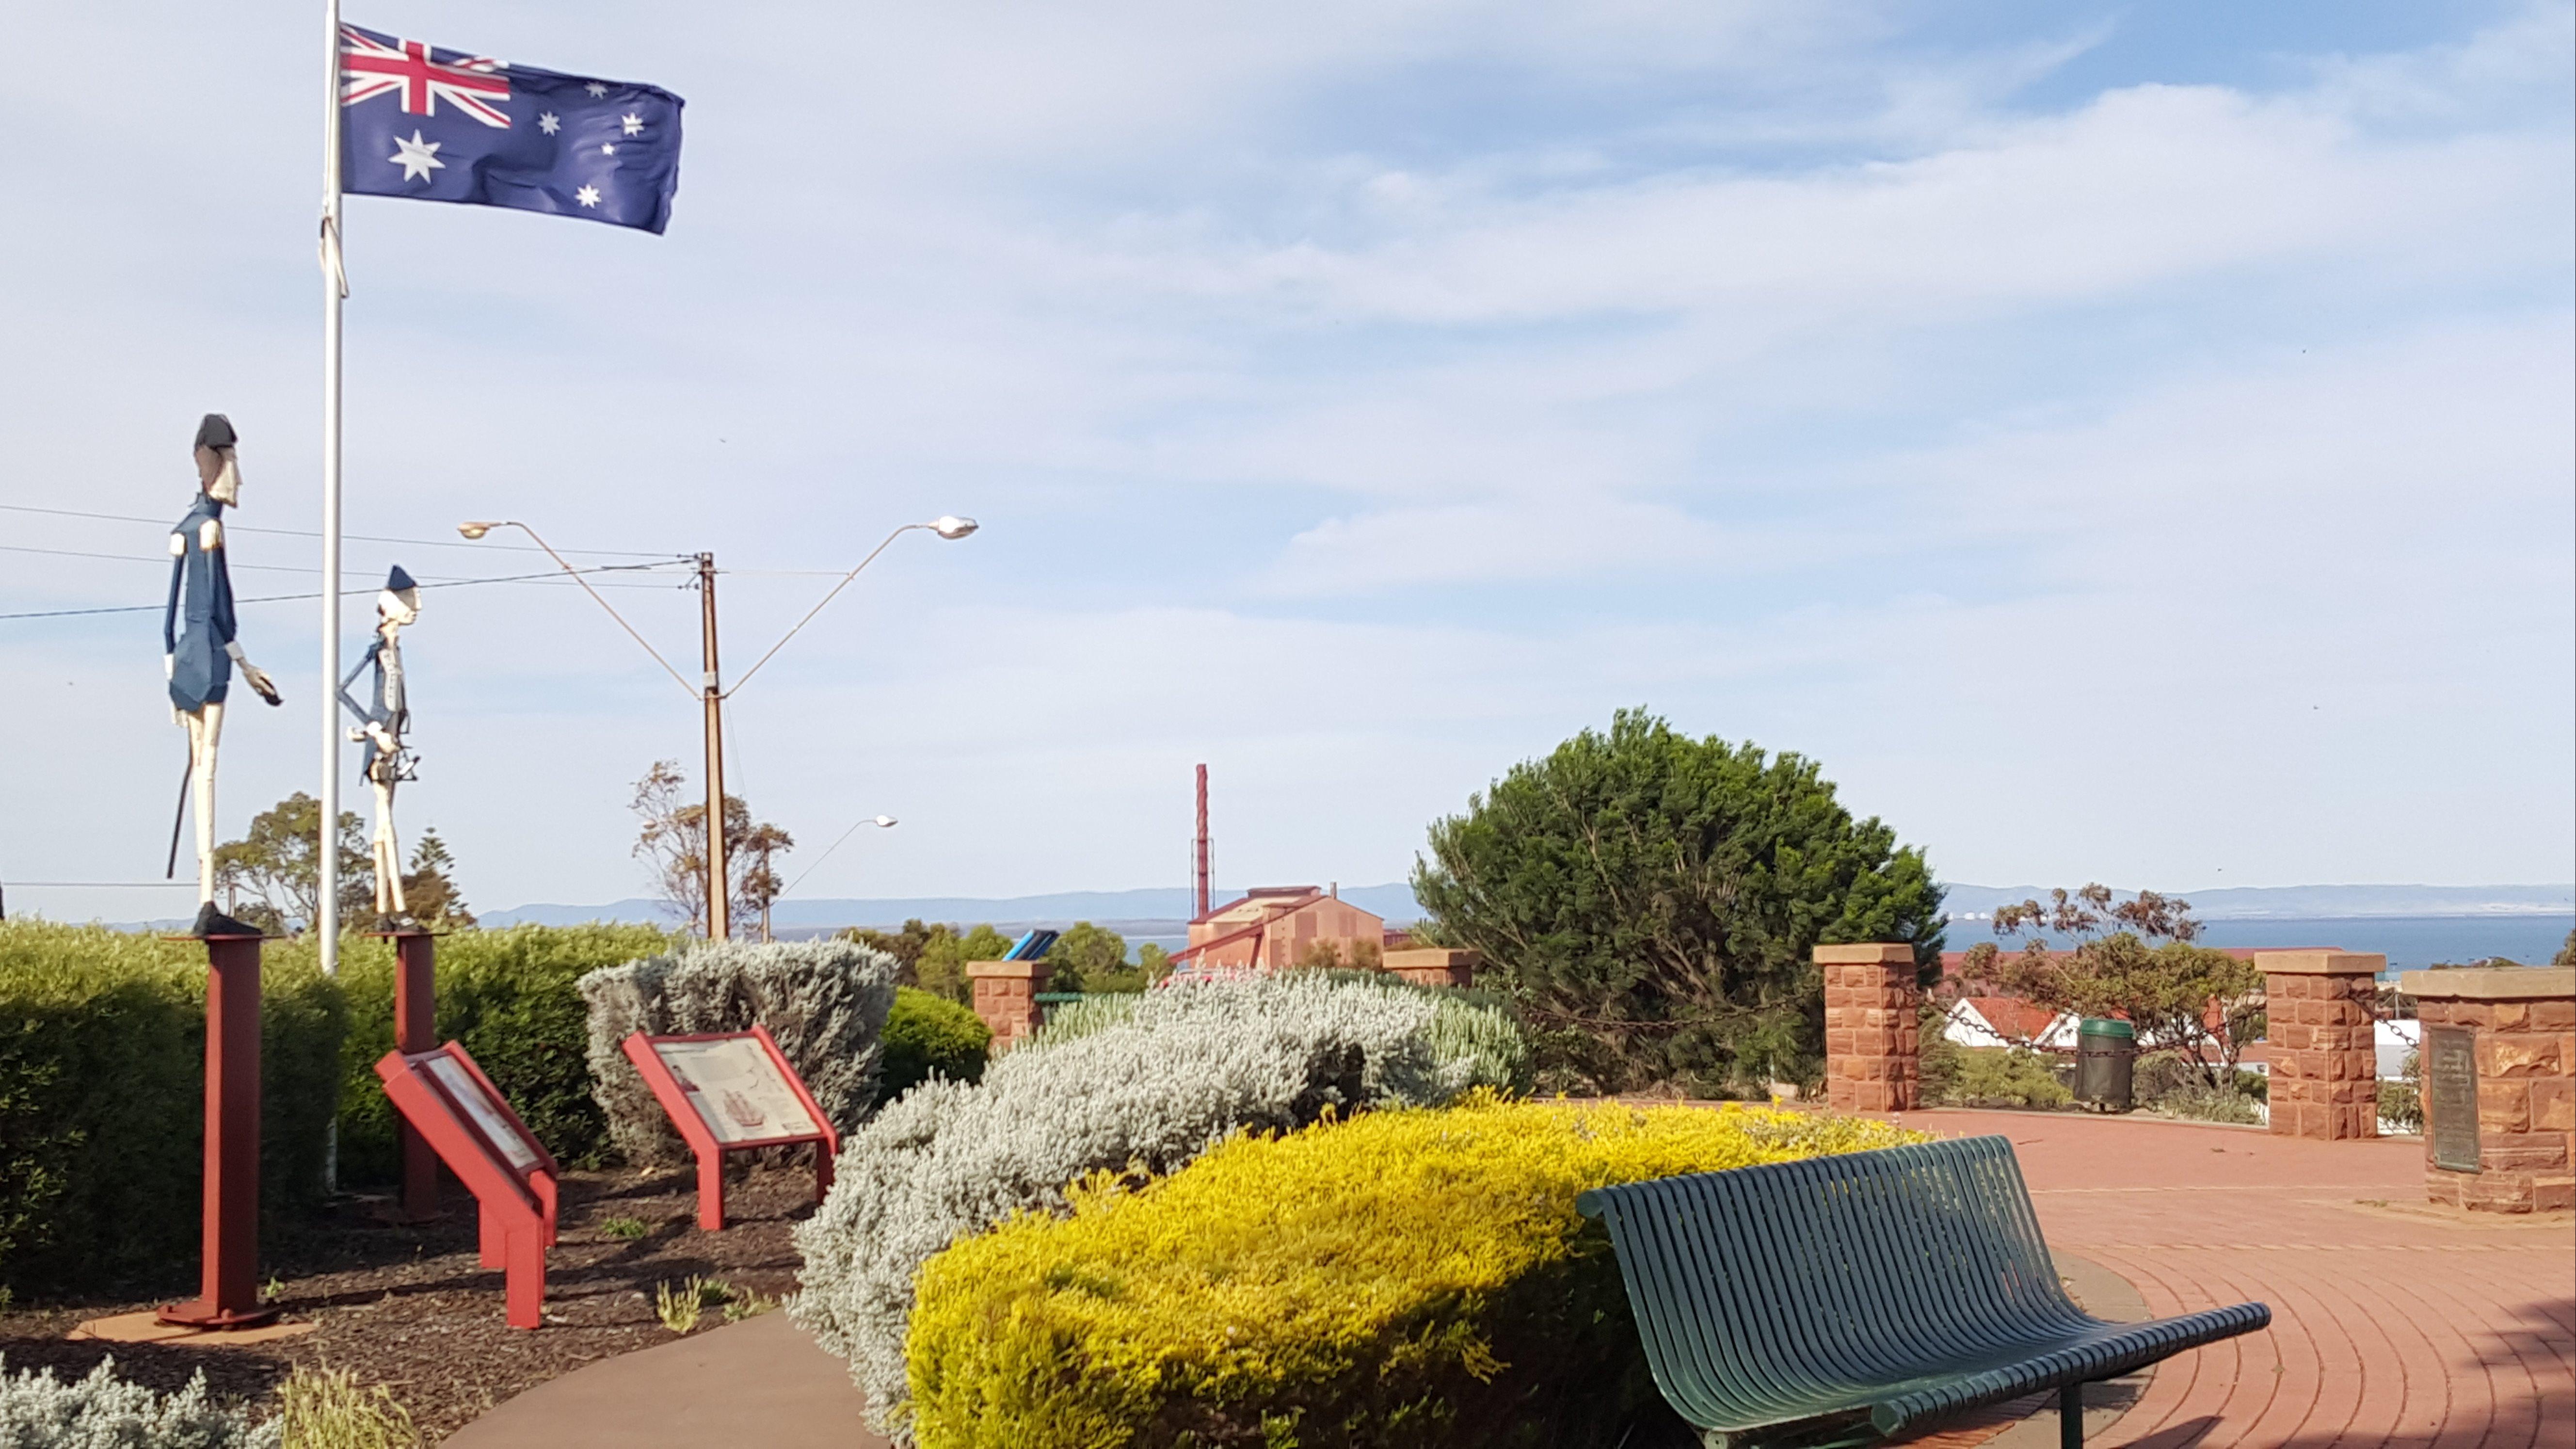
[1,1,2567,914]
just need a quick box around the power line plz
[1,881,199,888]
[3,541,689,584]
[0,561,688,622]
[2,543,318,574]
[0,502,682,559]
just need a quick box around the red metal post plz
[391,931,440,1219]
[1194,762,1211,921]
[158,933,276,1329]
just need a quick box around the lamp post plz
[763,814,896,940]
[461,517,974,938]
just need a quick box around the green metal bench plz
[1576,1135,2269,1447]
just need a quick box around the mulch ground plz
[0,1160,827,1441]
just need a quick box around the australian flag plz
[338,25,682,233]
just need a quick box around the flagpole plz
[319,0,346,980]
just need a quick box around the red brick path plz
[1918,1110,2575,1448]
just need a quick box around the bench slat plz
[1576,1135,2270,1441]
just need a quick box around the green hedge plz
[331,923,672,1181]
[0,920,666,1299]
[879,987,990,1101]
[0,923,343,1298]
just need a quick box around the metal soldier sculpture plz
[338,566,421,921]
[164,414,283,935]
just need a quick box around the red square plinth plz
[158,933,278,1330]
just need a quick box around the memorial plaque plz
[651,1034,820,1146]
[423,1052,544,1171]
[2424,1023,2480,1174]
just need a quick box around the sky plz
[2,0,2570,922]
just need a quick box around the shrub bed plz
[0,1354,278,1448]
[793,975,1519,1434]
[880,987,990,1100]
[577,938,899,1165]
[335,923,671,1179]
[1939,1046,2072,1109]
[906,1096,1925,1449]
[0,923,342,1298]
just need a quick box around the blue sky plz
[3,1,2570,920]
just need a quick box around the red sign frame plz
[375,1042,558,1328]
[621,1025,838,1230]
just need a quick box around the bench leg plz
[2060,1382,2083,1447]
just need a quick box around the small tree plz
[399,829,476,928]
[1045,921,1129,992]
[1961,884,2260,1089]
[914,923,1015,1002]
[211,792,370,933]
[735,820,796,941]
[629,759,794,939]
[845,918,940,978]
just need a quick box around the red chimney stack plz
[1194,763,1212,921]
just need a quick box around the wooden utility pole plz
[698,552,730,941]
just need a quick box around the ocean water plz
[1942,914,2574,972]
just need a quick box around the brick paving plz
[1919,1109,2575,1448]
[446,1107,2573,1447]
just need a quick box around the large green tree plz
[211,791,370,933]
[1411,708,1943,1093]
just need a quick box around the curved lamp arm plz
[458,520,696,697]
[778,814,899,901]
[724,516,976,698]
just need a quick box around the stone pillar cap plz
[966,959,1049,980]
[2254,949,2384,975]
[2398,965,2575,1000]
[1813,943,1915,965]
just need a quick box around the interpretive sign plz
[2424,1024,2481,1174]
[653,1034,823,1145]
[623,1026,838,1230]
[375,1043,559,1328]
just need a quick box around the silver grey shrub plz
[0,1356,278,1449]
[791,974,1495,1437]
[578,938,900,1166]
[1042,970,1530,1093]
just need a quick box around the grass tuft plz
[276,1363,420,1449]
[654,1275,735,1334]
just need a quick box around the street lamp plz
[460,517,973,940]
[779,813,898,905]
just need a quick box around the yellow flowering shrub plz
[905,1096,1927,1449]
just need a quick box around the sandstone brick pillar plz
[1819,943,1919,1113]
[2400,966,2575,1214]
[967,959,1050,1053]
[2258,950,2384,1141]
[1382,948,1480,989]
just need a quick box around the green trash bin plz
[2076,1017,2136,1112]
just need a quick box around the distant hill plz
[480,880,2573,934]
[480,882,1429,932]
